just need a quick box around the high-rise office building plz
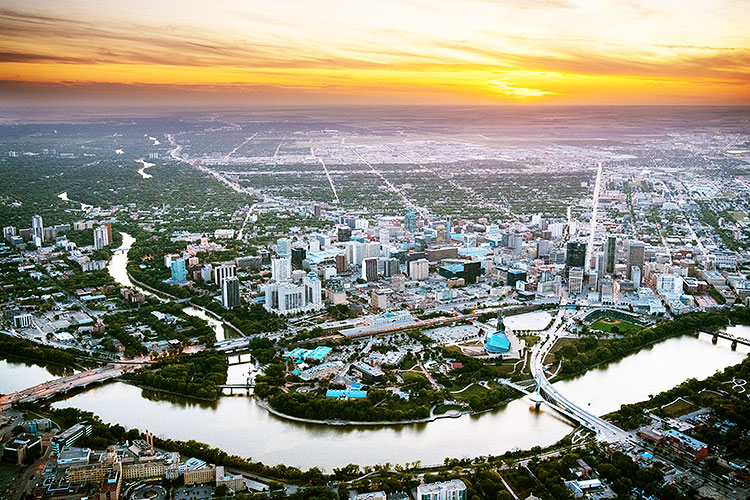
[213,264,237,286]
[291,247,306,269]
[337,226,352,242]
[568,267,584,295]
[31,215,44,243]
[627,241,645,279]
[264,272,323,315]
[276,237,291,258]
[383,257,400,278]
[222,276,240,309]
[93,225,110,250]
[605,235,616,274]
[549,222,565,239]
[379,228,390,245]
[362,257,378,282]
[433,221,449,243]
[566,241,587,269]
[366,242,381,259]
[507,268,527,287]
[3,226,16,241]
[463,261,482,285]
[201,264,213,282]
[595,251,605,282]
[404,211,417,234]
[271,258,291,282]
[509,233,524,251]
[335,254,347,274]
[104,222,112,246]
[631,265,642,288]
[408,258,429,280]
[170,259,187,283]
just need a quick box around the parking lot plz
[175,484,215,500]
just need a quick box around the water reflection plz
[44,331,747,470]
[108,232,228,342]
[0,358,75,394]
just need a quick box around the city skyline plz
[1,0,749,107]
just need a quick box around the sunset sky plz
[1,0,749,106]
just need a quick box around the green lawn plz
[523,335,540,348]
[728,211,748,222]
[590,317,641,333]
[660,397,698,418]
[433,404,464,415]
[400,371,428,386]
[451,383,489,401]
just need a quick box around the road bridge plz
[219,382,256,395]
[527,308,628,441]
[0,364,139,411]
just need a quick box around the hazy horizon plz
[1,0,749,107]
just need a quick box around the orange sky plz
[1,0,749,106]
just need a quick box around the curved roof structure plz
[484,330,510,354]
[484,307,510,353]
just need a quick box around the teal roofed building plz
[484,308,510,354]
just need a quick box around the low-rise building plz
[664,429,708,459]
[416,479,467,500]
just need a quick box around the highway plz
[586,161,603,272]
[0,363,141,411]
[529,307,628,442]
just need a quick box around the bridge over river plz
[697,330,750,350]
[524,309,629,442]
[0,364,141,411]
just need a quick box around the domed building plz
[484,308,510,354]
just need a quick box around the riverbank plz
[548,309,750,382]
[44,330,746,470]
[255,397,463,426]
[255,391,528,427]
[122,380,220,403]
[0,333,97,371]
[125,270,244,338]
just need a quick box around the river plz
[18,232,741,469]
[0,359,74,395]
[136,159,155,179]
[108,232,227,341]
[40,332,747,470]
[57,191,93,211]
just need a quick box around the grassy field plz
[728,211,748,222]
[660,397,698,418]
[523,335,540,348]
[590,317,642,333]
[451,383,489,402]
[400,371,428,386]
[433,404,464,415]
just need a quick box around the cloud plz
[488,78,550,97]
[0,1,748,105]
[0,51,90,64]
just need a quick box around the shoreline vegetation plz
[7,307,749,423]
[16,402,580,483]
[122,349,228,400]
[254,394,524,427]
[605,356,750,437]
[551,308,750,380]
[0,333,99,371]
